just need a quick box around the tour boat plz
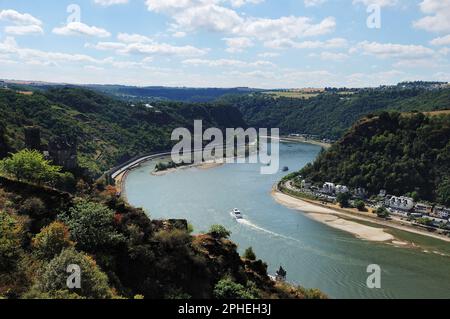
[231,208,244,219]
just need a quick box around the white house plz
[385,196,414,211]
[432,206,450,219]
[354,187,367,199]
[322,182,335,194]
[301,180,312,189]
[335,185,349,194]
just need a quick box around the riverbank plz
[280,136,331,149]
[272,186,450,245]
[151,160,223,176]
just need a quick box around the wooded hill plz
[298,112,450,205]
[0,87,245,176]
[220,88,450,139]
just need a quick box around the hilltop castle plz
[24,126,78,170]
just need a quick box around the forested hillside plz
[299,112,450,205]
[87,85,258,103]
[0,87,245,176]
[221,88,450,139]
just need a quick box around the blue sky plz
[0,0,449,88]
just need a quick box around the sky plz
[0,0,449,88]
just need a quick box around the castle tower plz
[25,126,41,151]
[48,136,78,170]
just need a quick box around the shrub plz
[34,248,113,299]
[19,197,46,217]
[58,201,125,252]
[337,192,351,208]
[376,207,390,218]
[208,225,231,239]
[0,150,62,186]
[354,200,366,211]
[32,221,75,261]
[0,211,23,271]
[213,278,258,299]
[243,247,256,261]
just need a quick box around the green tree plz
[354,200,366,211]
[213,278,258,299]
[243,247,256,261]
[0,150,62,185]
[32,221,75,261]
[0,211,23,272]
[336,192,351,208]
[34,248,113,299]
[437,177,450,206]
[58,201,125,252]
[209,225,231,239]
[376,207,390,218]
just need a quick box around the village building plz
[301,179,312,189]
[414,203,433,215]
[432,206,450,219]
[335,185,349,194]
[354,187,367,199]
[322,182,335,194]
[385,196,415,211]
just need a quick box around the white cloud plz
[5,25,43,35]
[0,9,42,26]
[304,0,327,7]
[183,58,275,68]
[264,37,347,49]
[258,52,280,58]
[94,0,129,6]
[414,0,450,33]
[87,33,208,57]
[223,37,254,53]
[352,0,398,7]
[316,51,349,61]
[229,0,264,7]
[239,16,336,41]
[430,34,450,46]
[145,0,335,42]
[0,36,149,69]
[117,33,152,43]
[0,9,43,36]
[393,58,440,68]
[53,22,111,38]
[355,41,435,59]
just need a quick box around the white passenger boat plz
[230,208,244,219]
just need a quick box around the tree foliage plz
[33,248,113,299]
[58,201,125,252]
[0,211,23,272]
[300,113,450,204]
[213,278,259,299]
[243,247,256,261]
[32,221,75,261]
[209,225,231,239]
[0,150,63,186]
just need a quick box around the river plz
[125,142,450,299]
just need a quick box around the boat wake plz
[236,218,301,243]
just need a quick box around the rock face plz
[25,127,42,151]
[48,136,78,170]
